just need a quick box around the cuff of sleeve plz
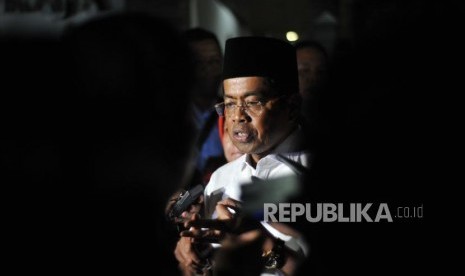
[260,221,309,257]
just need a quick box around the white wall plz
[189,0,249,51]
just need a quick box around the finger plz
[193,236,222,243]
[237,229,263,243]
[166,190,185,213]
[179,225,207,239]
[183,258,202,272]
[187,203,202,214]
[216,204,234,220]
[174,241,186,263]
[170,211,198,224]
[217,198,242,209]
[177,263,194,275]
[174,247,183,263]
[178,237,202,265]
[172,216,189,224]
[180,228,223,240]
[186,219,230,230]
[267,222,301,237]
[184,213,201,228]
[181,211,190,219]
[197,194,204,204]
[176,251,202,272]
[180,262,199,275]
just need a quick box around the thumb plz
[184,212,201,229]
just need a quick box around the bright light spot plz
[286,31,299,42]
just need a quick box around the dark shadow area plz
[1,13,193,275]
[296,1,452,275]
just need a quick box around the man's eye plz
[224,102,236,109]
[246,101,261,107]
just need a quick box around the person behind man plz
[2,12,195,275]
[174,36,310,275]
[295,40,329,101]
[183,28,225,182]
[295,40,329,143]
[62,13,194,275]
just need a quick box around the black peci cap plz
[222,36,298,94]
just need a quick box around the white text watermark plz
[263,203,424,222]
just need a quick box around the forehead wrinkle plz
[224,91,264,99]
[223,76,271,99]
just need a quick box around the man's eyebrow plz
[224,91,264,99]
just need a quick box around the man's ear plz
[287,93,302,123]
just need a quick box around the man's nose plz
[231,105,249,123]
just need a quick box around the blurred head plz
[63,12,194,200]
[219,37,300,164]
[2,12,194,274]
[184,28,222,100]
[295,41,329,100]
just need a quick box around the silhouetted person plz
[2,12,194,275]
[62,13,195,275]
[183,28,224,184]
[295,40,329,146]
[295,40,329,102]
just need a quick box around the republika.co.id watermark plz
[263,203,424,222]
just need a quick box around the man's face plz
[223,77,293,162]
[297,47,328,100]
[190,39,222,95]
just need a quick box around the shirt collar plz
[240,127,306,171]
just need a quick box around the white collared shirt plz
[204,128,310,218]
[203,128,311,266]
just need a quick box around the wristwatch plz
[262,238,286,269]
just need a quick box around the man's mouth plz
[232,129,252,143]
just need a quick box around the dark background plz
[1,0,455,274]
